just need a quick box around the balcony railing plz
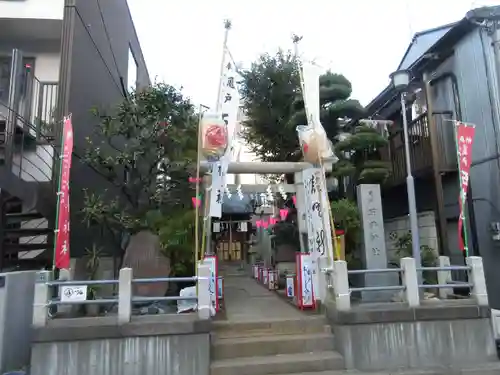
[381,112,458,186]
[0,51,60,192]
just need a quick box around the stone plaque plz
[357,184,398,302]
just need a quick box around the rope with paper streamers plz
[292,35,341,261]
[189,179,297,210]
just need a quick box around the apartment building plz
[0,0,149,270]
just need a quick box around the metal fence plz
[33,263,215,326]
[329,256,488,311]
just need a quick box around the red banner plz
[54,116,74,269]
[456,123,475,252]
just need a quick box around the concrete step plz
[212,332,335,360]
[213,316,330,338]
[210,351,344,375]
[269,362,500,374]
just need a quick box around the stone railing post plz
[118,267,132,324]
[437,256,453,299]
[33,270,52,327]
[333,260,350,311]
[466,256,489,306]
[197,264,211,320]
[401,257,420,307]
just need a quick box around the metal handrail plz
[348,268,402,275]
[351,285,405,293]
[132,276,198,284]
[416,266,471,271]
[419,283,473,289]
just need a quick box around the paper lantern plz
[262,220,269,229]
[256,220,262,228]
[292,196,297,205]
[201,114,228,158]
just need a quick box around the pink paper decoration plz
[270,218,277,225]
[188,177,202,183]
[279,209,289,221]
[262,220,269,229]
[191,197,201,208]
[256,220,262,228]
[292,196,297,205]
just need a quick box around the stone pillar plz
[197,263,211,319]
[467,256,488,306]
[333,260,350,311]
[33,271,52,327]
[401,257,420,307]
[437,256,453,299]
[118,268,132,324]
[357,184,398,302]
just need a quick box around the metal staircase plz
[0,49,59,271]
[0,195,53,270]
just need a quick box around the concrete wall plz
[384,210,439,259]
[31,315,210,375]
[327,301,496,372]
[57,0,150,258]
[0,271,37,373]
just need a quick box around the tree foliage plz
[240,50,301,162]
[333,125,391,193]
[289,71,365,140]
[80,83,198,262]
[240,51,365,164]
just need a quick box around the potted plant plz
[84,244,102,316]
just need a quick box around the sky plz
[127,0,499,108]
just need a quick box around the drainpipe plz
[427,72,480,257]
[423,72,450,258]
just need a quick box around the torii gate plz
[200,160,335,302]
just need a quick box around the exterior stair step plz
[210,350,344,375]
[212,332,335,360]
[213,317,329,338]
[6,227,52,237]
[268,362,500,374]
[6,211,44,222]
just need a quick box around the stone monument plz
[122,230,170,298]
[357,184,398,302]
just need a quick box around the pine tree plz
[332,124,391,196]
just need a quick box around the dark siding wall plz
[61,0,149,257]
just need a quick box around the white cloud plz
[128,0,488,107]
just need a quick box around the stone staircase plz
[210,316,344,375]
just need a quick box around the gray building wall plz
[381,26,500,308]
[58,0,150,258]
[0,271,37,373]
[447,27,500,309]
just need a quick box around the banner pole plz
[452,121,470,257]
[293,36,339,261]
[52,116,68,271]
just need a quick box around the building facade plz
[0,0,149,270]
[362,5,500,309]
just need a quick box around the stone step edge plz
[212,332,333,346]
[210,350,343,368]
[269,362,500,375]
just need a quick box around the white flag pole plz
[204,20,232,257]
[293,36,339,264]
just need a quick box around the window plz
[127,46,138,91]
